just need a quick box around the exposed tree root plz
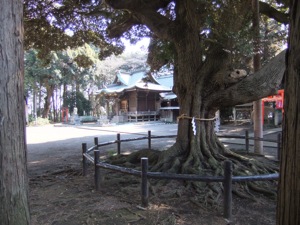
[106,138,279,205]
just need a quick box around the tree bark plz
[42,80,55,118]
[0,0,30,224]
[33,86,37,119]
[277,1,300,224]
[150,25,231,174]
[207,50,285,108]
[63,82,67,107]
[38,82,42,117]
[252,0,263,154]
[52,90,57,122]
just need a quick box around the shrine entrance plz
[262,89,284,125]
[61,107,69,123]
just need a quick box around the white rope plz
[177,114,216,122]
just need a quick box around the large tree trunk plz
[152,31,241,176]
[0,0,30,224]
[277,1,300,224]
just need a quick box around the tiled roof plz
[160,92,177,100]
[97,70,172,95]
[153,74,174,89]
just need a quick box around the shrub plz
[28,117,50,126]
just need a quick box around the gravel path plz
[26,122,281,175]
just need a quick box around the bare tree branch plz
[107,14,140,38]
[105,0,176,40]
[259,1,289,24]
[104,0,171,11]
[207,50,286,108]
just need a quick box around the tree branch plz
[107,14,140,38]
[105,0,176,40]
[104,0,171,11]
[207,50,286,108]
[259,1,289,24]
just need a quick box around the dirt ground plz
[27,123,279,225]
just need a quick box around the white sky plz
[123,38,150,53]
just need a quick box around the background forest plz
[25,43,148,123]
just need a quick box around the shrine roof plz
[116,70,145,86]
[97,69,172,95]
[152,73,173,89]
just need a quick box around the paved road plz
[26,122,281,175]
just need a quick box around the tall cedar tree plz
[277,0,300,224]
[0,0,30,224]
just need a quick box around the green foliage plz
[74,55,94,68]
[63,91,92,116]
[24,0,289,73]
[147,39,175,71]
[80,116,97,123]
[24,49,47,96]
[28,117,50,126]
[93,49,147,87]
[24,43,148,119]
[24,0,125,61]
[107,150,117,157]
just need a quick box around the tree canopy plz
[24,0,288,64]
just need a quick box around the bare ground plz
[27,123,278,225]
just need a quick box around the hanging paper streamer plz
[214,110,220,133]
[192,117,196,136]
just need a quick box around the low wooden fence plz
[218,130,282,160]
[81,130,281,221]
[84,130,282,159]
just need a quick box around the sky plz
[123,38,150,53]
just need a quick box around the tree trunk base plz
[107,142,278,202]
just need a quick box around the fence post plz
[148,130,151,150]
[141,157,149,208]
[94,150,101,191]
[82,143,87,176]
[277,132,281,161]
[245,130,249,153]
[94,137,99,150]
[224,160,232,221]
[117,133,121,155]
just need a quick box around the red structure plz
[262,89,284,124]
[61,107,69,123]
